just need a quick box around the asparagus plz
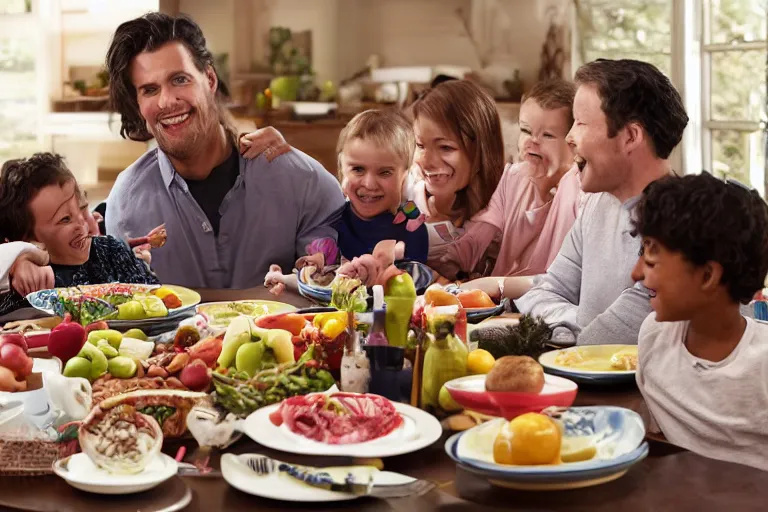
[212,347,335,417]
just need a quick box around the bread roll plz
[485,355,545,393]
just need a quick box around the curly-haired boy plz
[631,172,768,471]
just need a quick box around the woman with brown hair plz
[406,79,505,272]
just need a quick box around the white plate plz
[53,452,178,495]
[243,399,442,458]
[539,345,637,385]
[221,453,416,502]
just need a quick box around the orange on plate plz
[424,285,461,307]
[458,289,495,309]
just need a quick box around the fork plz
[239,454,436,499]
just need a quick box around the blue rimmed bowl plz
[445,406,648,490]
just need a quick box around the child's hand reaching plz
[239,127,292,162]
[10,248,54,296]
[264,264,287,295]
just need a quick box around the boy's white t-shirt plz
[637,312,768,471]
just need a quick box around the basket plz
[0,436,76,476]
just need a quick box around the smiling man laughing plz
[515,59,689,346]
[104,13,344,289]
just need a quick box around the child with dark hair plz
[0,153,159,319]
[631,172,768,471]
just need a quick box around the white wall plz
[177,0,235,57]
[174,0,549,88]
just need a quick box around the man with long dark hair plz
[104,13,343,289]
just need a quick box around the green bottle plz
[420,305,467,410]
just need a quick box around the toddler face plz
[518,99,573,174]
[340,138,406,219]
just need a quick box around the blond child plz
[263,110,428,294]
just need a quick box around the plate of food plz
[538,345,638,385]
[423,285,507,324]
[54,396,178,494]
[53,452,178,495]
[444,356,577,419]
[297,260,434,305]
[445,406,648,491]
[243,392,442,458]
[26,284,200,328]
[196,300,297,329]
[221,453,418,502]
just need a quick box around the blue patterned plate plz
[446,406,648,490]
[26,283,199,328]
[297,261,435,306]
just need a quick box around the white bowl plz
[53,452,178,495]
[0,357,62,416]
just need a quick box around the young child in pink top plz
[435,80,583,300]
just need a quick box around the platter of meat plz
[244,392,442,457]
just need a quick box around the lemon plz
[467,349,495,375]
[493,413,561,465]
[561,437,597,463]
[438,385,463,412]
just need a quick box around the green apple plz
[96,339,119,359]
[88,329,123,349]
[438,385,462,412]
[63,356,92,380]
[269,75,300,101]
[123,329,148,341]
[266,329,295,364]
[78,342,108,380]
[235,341,266,377]
[385,272,416,298]
[218,331,251,369]
[117,300,146,320]
[107,356,138,379]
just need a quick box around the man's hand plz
[239,127,291,162]
[10,249,54,296]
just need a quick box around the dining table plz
[1,288,767,511]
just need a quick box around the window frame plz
[0,0,50,158]
[699,0,767,194]
[573,0,768,192]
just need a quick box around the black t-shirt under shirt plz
[184,147,240,236]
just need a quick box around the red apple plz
[0,343,33,379]
[0,333,28,354]
[48,314,86,363]
[179,359,212,391]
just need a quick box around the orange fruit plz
[467,349,495,374]
[424,285,461,307]
[458,289,495,308]
[493,413,561,466]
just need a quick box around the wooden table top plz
[3,383,767,511]
[1,289,767,510]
